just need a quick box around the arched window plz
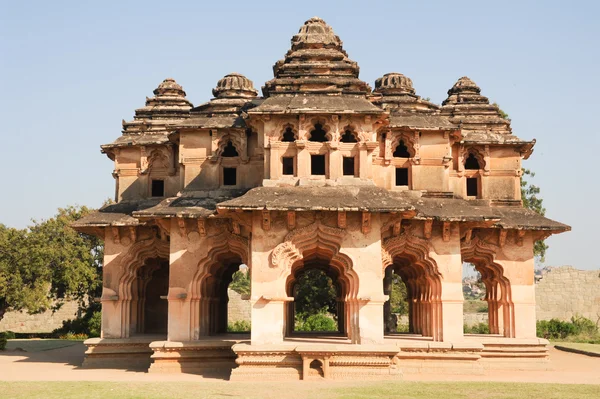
[393,140,410,158]
[309,124,327,142]
[340,130,358,143]
[222,141,239,157]
[282,127,295,142]
[464,153,480,170]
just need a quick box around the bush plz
[536,319,578,339]
[227,320,251,333]
[295,312,337,332]
[464,322,490,334]
[0,331,16,339]
[58,332,88,340]
[0,332,9,350]
[396,323,409,333]
[53,305,101,338]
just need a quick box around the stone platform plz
[81,334,550,379]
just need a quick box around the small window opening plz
[343,157,355,176]
[393,140,410,158]
[151,180,165,197]
[309,124,327,142]
[282,127,295,142]
[309,359,324,378]
[223,168,237,186]
[395,168,409,186]
[282,157,294,175]
[222,141,239,157]
[340,130,358,143]
[465,153,480,170]
[466,177,478,197]
[311,155,326,175]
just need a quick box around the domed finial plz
[374,73,416,95]
[447,76,481,96]
[292,16,342,48]
[212,73,258,98]
[153,77,187,97]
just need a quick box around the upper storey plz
[100,16,536,204]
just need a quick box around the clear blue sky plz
[1,1,598,270]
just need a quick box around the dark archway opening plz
[393,140,410,158]
[309,124,327,142]
[464,153,480,170]
[222,141,239,157]
[132,257,169,336]
[282,127,295,142]
[340,130,358,143]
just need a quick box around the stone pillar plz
[328,143,341,180]
[269,143,280,180]
[295,140,309,178]
[430,222,464,342]
[358,143,368,178]
[496,233,537,339]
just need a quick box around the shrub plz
[53,305,101,338]
[227,320,251,333]
[58,332,88,340]
[536,319,578,339]
[0,331,16,339]
[464,322,490,334]
[0,332,8,350]
[295,312,337,332]
[396,323,409,333]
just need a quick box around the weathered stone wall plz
[535,266,600,322]
[228,289,251,324]
[0,301,80,333]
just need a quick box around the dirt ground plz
[0,342,598,384]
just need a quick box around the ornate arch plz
[302,117,332,142]
[461,146,486,170]
[279,123,298,142]
[461,235,514,337]
[339,124,363,143]
[270,221,358,300]
[390,132,416,158]
[216,133,246,160]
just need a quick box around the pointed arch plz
[461,235,515,337]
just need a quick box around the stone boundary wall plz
[0,301,79,333]
[228,289,251,323]
[535,266,600,322]
[398,313,489,327]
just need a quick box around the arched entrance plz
[285,258,346,336]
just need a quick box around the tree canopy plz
[521,168,548,262]
[0,206,102,322]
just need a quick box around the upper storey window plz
[309,124,327,142]
[282,127,295,142]
[393,140,410,158]
[465,153,481,170]
[222,141,239,157]
[340,129,358,143]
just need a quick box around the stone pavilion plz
[73,17,570,379]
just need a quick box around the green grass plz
[0,381,599,399]
[4,339,79,352]
[554,342,600,355]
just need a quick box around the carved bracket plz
[424,219,433,239]
[177,218,187,238]
[498,230,507,247]
[361,212,371,234]
[262,210,271,231]
[337,211,347,229]
[197,219,207,237]
[287,211,296,230]
[442,222,451,242]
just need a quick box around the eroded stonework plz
[73,16,569,380]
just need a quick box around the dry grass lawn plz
[1,381,599,399]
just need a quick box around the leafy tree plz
[229,269,250,296]
[0,206,102,323]
[294,269,337,316]
[390,274,408,315]
[521,169,548,261]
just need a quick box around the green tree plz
[294,269,337,316]
[0,206,102,322]
[229,268,250,296]
[521,169,548,261]
[390,274,408,315]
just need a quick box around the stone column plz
[328,142,341,179]
[295,140,309,178]
[429,222,464,342]
[496,234,537,339]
